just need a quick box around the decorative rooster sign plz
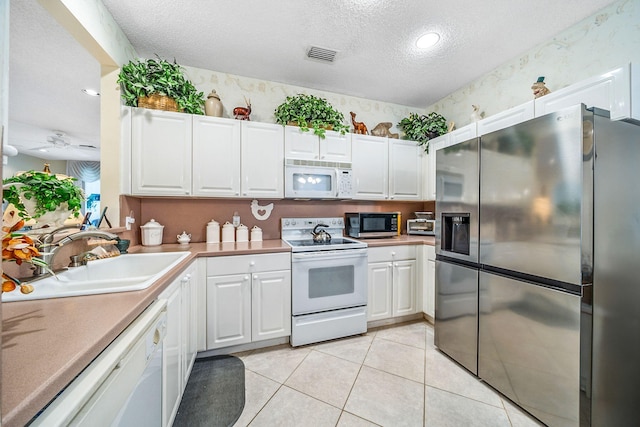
[350,112,368,135]
[233,96,252,120]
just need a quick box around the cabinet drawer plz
[368,245,416,263]
[206,253,291,276]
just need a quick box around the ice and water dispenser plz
[441,213,471,255]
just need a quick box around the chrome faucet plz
[34,227,120,276]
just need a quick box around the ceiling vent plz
[307,46,338,63]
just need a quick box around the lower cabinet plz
[206,253,291,349]
[159,261,198,427]
[367,245,417,321]
[423,245,436,318]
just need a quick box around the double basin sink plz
[3,251,190,302]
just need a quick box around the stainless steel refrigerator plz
[435,104,640,426]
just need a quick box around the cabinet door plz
[424,245,436,318]
[162,283,182,427]
[180,264,198,386]
[352,134,388,200]
[477,101,534,135]
[367,262,393,321]
[426,135,449,200]
[252,270,291,341]
[131,108,192,195]
[206,274,251,349]
[241,121,284,198]
[320,131,352,162]
[389,139,422,200]
[393,260,417,317]
[192,116,241,197]
[284,125,319,160]
[534,64,635,121]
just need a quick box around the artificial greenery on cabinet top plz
[274,94,349,138]
[117,57,205,115]
[397,112,448,152]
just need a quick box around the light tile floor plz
[233,321,544,427]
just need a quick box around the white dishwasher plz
[31,301,167,426]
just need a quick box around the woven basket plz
[138,94,180,112]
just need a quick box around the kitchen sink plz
[3,252,190,302]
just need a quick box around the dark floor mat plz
[174,355,246,427]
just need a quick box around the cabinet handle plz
[244,275,249,281]
[253,275,258,280]
[249,261,255,266]
[388,263,393,267]
[394,263,398,267]
[391,251,396,256]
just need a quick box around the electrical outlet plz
[125,216,136,230]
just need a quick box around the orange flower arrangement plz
[1,219,45,294]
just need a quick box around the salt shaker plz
[250,225,263,242]
[206,219,220,243]
[221,221,235,243]
[236,224,249,242]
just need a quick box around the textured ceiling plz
[9,0,616,161]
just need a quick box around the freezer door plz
[434,259,478,375]
[436,137,479,264]
[480,105,591,286]
[478,271,582,427]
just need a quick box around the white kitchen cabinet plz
[424,134,449,200]
[161,280,182,427]
[352,133,388,200]
[158,263,198,427]
[534,63,640,121]
[131,107,192,196]
[353,134,422,200]
[423,245,436,319]
[284,125,352,162]
[477,101,535,136]
[241,121,284,198]
[389,138,423,200]
[367,246,418,321]
[192,116,241,197]
[206,253,291,349]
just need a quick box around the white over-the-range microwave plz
[284,160,353,199]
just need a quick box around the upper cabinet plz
[534,63,640,121]
[477,101,535,136]
[423,133,448,201]
[352,134,422,201]
[131,108,192,196]
[126,108,283,198]
[284,126,351,162]
[241,121,284,198]
[192,116,242,197]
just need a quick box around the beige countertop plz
[1,237,426,426]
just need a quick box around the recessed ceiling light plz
[416,32,440,49]
[82,89,100,96]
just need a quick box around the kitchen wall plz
[120,196,435,246]
[427,0,640,128]
[183,65,426,137]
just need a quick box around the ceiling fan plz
[30,131,98,153]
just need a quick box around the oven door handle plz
[292,248,368,261]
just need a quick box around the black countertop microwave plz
[345,212,400,238]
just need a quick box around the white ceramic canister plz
[140,219,164,246]
[206,219,220,243]
[250,225,263,242]
[221,221,235,243]
[236,224,249,242]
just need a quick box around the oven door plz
[292,248,368,315]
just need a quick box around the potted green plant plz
[3,171,85,226]
[117,57,205,115]
[274,94,349,138]
[397,112,448,152]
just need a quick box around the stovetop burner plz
[281,217,367,252]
